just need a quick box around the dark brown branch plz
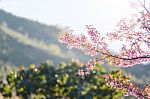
[102,51,150,61]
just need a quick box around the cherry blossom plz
[59,1,150,98]
[103,73,150,99]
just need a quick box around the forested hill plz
[0,9,89,66]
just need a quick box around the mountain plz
[123,64,150,83]
[0,9,89,67]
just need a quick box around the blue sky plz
[0,0,135,34]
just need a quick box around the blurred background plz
[0,0,149,98]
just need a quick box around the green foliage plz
[0,62,123,99]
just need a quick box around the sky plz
[0,0,136,34]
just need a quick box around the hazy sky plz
[0,0,136,34]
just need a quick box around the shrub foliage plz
[0,62,123,99]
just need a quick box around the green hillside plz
[0,25,63,66]
[0,10,89,67]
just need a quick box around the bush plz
[0,61,123,99]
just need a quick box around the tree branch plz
[102,51,150,61]
[137,0,149,13]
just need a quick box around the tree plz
[59,0,150,98]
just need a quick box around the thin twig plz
[137,0,149,13]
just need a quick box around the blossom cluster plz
[59,0,150,68]
[139,12,150,32]
[59,21,150,68]
[77,59,97,76]
[103,72,150,99]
